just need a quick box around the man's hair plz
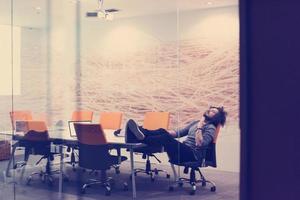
[209,106,227,127]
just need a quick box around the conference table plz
[0,128,146,199]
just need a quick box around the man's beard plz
[203,112,212,122]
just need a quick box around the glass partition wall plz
[1,1,239,200]
[1,0,85,199]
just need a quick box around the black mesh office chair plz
[168,126,221,195]
[74,123,127,196]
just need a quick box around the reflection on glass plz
[0,0,239,199]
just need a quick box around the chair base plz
[169,168,216,195]
[133,168,171,181]
[133,154,171,181]
[81,177,113,196]
[26,170,69,186]
[80,170,129,196]
[82,165,121,175]
[81,177,128,196]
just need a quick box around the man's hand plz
[195,129,203,146]
[197,116,206,129]
[195,117,206,146]
[168,130,177,137]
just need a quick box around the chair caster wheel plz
[81,188,86,194]
[48,181,53,187]
[166,174,170,178]
[169,186,174,191]
[26,177,32,185]
[129,172,137,181]
[123,182,129,191]
[154,169,159,175]
[211,186,216,192]
[190,185,196,195]
[47,177,54,187]
[150,174,155,182]
[41,175,46,183]
[202,182,206,187]
[115,168,120,174]
[178,182,183,187]
[190,190,196,195]
[110,179,115,187]
[63,177,69,182]
[105,186,111,196]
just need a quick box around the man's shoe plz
[127,119,145,140]
[125,120,139,143]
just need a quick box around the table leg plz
[19,152,29,182]
[5,143,18,177]
[130,148,136,199]
[58,145,64,199]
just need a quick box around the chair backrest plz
[19,121,50,157]
[142,112,170,130]
[34,113,50,126]
[204,125,222,168]
[10,110,33,130]
[71,110,93,121]
[74,123,111,170]
[23,121,49,141]
[99,112,123,130]
[74,123,107,145]
[213,125,221,144]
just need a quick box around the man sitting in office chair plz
[126,106,227,163]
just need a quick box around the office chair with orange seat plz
[18,121,64,186]
[99,112,123,131]
[6,111,33,177]
[74,123,128,195]
[99,112,123,174]
[10,110,33,130]
[168,125,221,195]
[71,110,94,122]
[67,110,94,170]
[127,112,171,181]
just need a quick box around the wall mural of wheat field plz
[0,7,238,130]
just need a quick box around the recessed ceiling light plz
[207,1,213,5]
[69,0,78,4]
[34,6,41,14]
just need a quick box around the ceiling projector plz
[86,0,119,20]
[86,10,114,20]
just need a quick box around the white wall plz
[0,25,21,95]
